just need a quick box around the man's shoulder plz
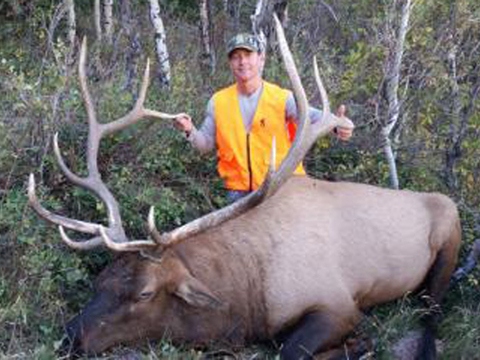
[263,81,291,98]
[263,80,284,90]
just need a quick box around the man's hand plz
[334,105,353,141]
[175,114,193,135]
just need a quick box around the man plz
[175,33,353,202]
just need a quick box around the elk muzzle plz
[60,292,119,356]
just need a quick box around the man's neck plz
[236,77,263,96]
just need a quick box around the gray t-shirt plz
[188,82,323,154]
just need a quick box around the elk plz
[28,16,460,360]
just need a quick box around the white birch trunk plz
[251,0,264,34]
[94,0,102,41]
[104,0,114,44]
[381,0,412,189]
[66,0,76,51]
[251,0,267,50]
[120,0,140,93]
[199,0,215,73]
[65,0,76,81]
[446,50,460,190]
[148,0,171,87]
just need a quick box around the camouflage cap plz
[227,33,262,56]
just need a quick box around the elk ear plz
[174,275,222,309]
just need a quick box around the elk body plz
[64,178,460,359]
[29,17,460,360]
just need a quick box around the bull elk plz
[28,16,460,360]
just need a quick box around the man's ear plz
[174,274,223,309]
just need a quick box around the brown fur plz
[65,176,461,359]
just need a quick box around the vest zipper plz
[246,133,253,192]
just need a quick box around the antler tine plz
[79,37,97,131]
[148,206,163,243]
[313,56,331,115]
[99,226,157,252]
[59,224,157,252]
[59,226,104,250]
[308,57,354,143]
[101,56,184,137]
[28,174,101,234]
[53,133,89,188]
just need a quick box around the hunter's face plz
[229,49,264,83]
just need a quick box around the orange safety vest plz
[214,81,306,191]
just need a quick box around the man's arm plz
[175,98,216,154]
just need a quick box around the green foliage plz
[0,187,94,358]
[338,41,384,102]
[1,0,479,359]
[162,0,199,21]
[360,294,423,359]
[439,284,480,359]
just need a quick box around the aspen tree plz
[104,0,113,43]
[94,0,102,41]
[381,0,413,189]
[148,0,171,87]
[199,0,215,74]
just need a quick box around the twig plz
[319,1,339,23]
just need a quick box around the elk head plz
[28,15,353,355]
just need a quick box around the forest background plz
[0,0,479,359]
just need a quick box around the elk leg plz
[416,224,461,360]
[279,309,361,360]
[425,230,460,303]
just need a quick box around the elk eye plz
[138,291,154,301]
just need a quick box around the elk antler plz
[147,14,354,247]
[28,37,185,251]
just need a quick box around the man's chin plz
[237,76,258,85]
